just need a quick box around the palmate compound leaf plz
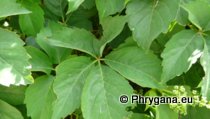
[105,46,163,88]
[0,28,33,87]
[52,56,95,119]
[126,0,180,50]
[0,99,23,119]
[161,30,204,83]
[0,0,31,18]
[81,64,133,119]
[25,75,56,119]
[200,40,210,101]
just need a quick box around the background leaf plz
[0,0,31,18]
[67,0,85,14]
[161,30,203,82]
[156,105,178,119]
[96,0,125,19]
[36,22,71,64]
[44,23,99,57]
[0,85,26,105]
[81,0,95,9]
[25,46,52,74]
[0,99,24,119]
[25,75,56,119]
[19,1,44,36]
[43,0,67,17]
[126,0,179,50]
[182,106,210,119]
[130,113,151,119]
[200,40,210,101]
[99,16,127,56]
[182,0,210,31]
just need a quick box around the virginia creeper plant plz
[0,0,210,119]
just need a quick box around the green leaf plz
[117,37,137,49]
[82,0,95,9]
[105,46,163,89]
[67,0,84,14]
[82,64,133,119]
[66,7,96,30]
[52,57,94,119]
[25,46,53,74]
[0,99,24,119]
[182,0,210,31]
[45,23,99,57]
[36,22,71,64]
[25,75,56,119]
[156,105,178,119]
[99,16,127,56]
[19,1,44,36]
[126,0,180,50]
[161,30,204,82]
[200,40,210,101]
[0,0,31,18]
[108,25,132,49]
[0,85,26,105]
[0,28,33,86]
[176,7,189,26]
[182,106,210,119]
[96,0,125,18]
[130,113,151,119]
[44,0,67,17]
[167,63,203,88]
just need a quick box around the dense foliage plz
[0,0,210,119]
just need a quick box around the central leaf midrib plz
[54,60,96,117]
[104,59,159,83]
[98,63,113,119]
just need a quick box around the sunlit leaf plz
[0,0,31,18]
[161,30,203,82]
[0,28,33,86]
[67,0,84,14]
